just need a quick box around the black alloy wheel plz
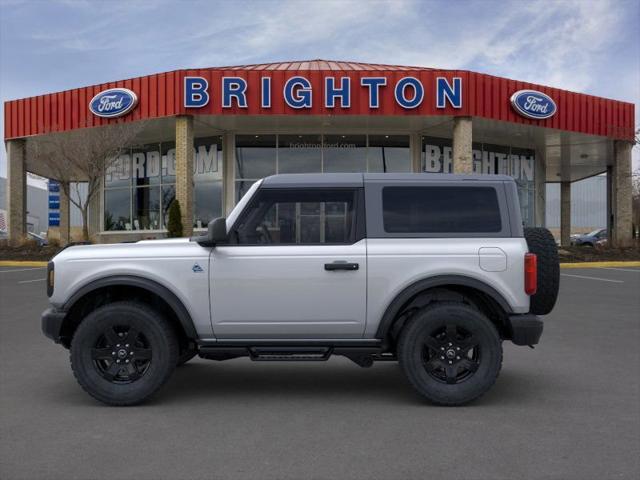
[70,301,178,406]
[398,301,502,406]
[422,323,480,385]
[91,325,152,383]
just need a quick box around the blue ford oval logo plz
[510,90,556,120]
[89,88,138,118]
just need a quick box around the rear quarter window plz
[382,186,502,233]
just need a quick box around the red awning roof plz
[3,59,635,141]
[214,59,435,71]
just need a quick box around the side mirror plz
[192,217,227,247]
[208,217,228,245]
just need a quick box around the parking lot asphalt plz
[1,265,639,480]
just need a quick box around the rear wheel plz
[70,301,178,406]
[398,302,502,405]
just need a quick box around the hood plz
[52,237,203,262]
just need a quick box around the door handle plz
[324,261,359,271]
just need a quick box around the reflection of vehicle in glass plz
[27,231,48,246]
[570,229,607,247]
[42,173,560,406]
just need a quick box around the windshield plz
[587,229,603,236]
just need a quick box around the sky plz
[1,0,639,181]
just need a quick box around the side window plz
[382,186,502,234]
[232,189,359,245]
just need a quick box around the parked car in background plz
[27,231,48,246]
[571,229,607,247]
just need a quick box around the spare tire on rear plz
[524,227,559,315]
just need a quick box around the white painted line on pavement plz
[561,273,624,283]
[0,267,46,273]
[17,278,46,284]
[598,267,640,273]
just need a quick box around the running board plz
[249,347,332,361]
[197,342,394,367]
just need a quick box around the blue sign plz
[48,181,60,193]
[48,212,60,227]
[510,90,557,120]
[49,199,60,210]
[89,88,138,118]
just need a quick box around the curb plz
[0,261,48,267]
[560,261,640,268]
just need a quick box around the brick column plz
[175,115,194,236]
[560,181,571,247]
[452,117,473,174]
[6,139,27,245]
[610,141,633,247]
[59,182,70,246]
[534,151,546,227]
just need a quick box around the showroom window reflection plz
[421,136,536,226]
[235,134,411,202]
[103,137,223,232]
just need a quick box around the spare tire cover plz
[524,227,560,315]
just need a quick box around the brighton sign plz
[183,76,464,110]
[89,88,138,118]
[510,89,557,120]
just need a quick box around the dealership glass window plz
[104,188,132,231]
[232,189,356,245]
[234,134,412,203]
[368,135,411,172]
[323,135,367,173]
[103,137,224,232]
[421,136,536,226]
[278,134,323,174]
[382,186,502,234]
[132,144,161,187]
[422,136,453,173]
[193,136,223,228]
[236,135,277,179]
[133,186,161,230]
[105,154,131,188]
[161,142,176,184]
[161,185,176,227]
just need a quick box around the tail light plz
[524,253,537,295]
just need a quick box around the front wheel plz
[70,301,178,406]
[398,302,502,406]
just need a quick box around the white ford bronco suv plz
[42,173,559,406]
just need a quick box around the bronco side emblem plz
[192,263,204,273]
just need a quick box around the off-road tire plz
[398,302,503,406]
[70,301,178,406]
[524,227,560,315]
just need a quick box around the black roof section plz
[261,172,515,188]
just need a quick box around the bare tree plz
[27,121,144,241]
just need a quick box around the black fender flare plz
[63,275,198,339]
[375,275,514,339]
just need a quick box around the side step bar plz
[249,347,332,361]
[197,341,396,367]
